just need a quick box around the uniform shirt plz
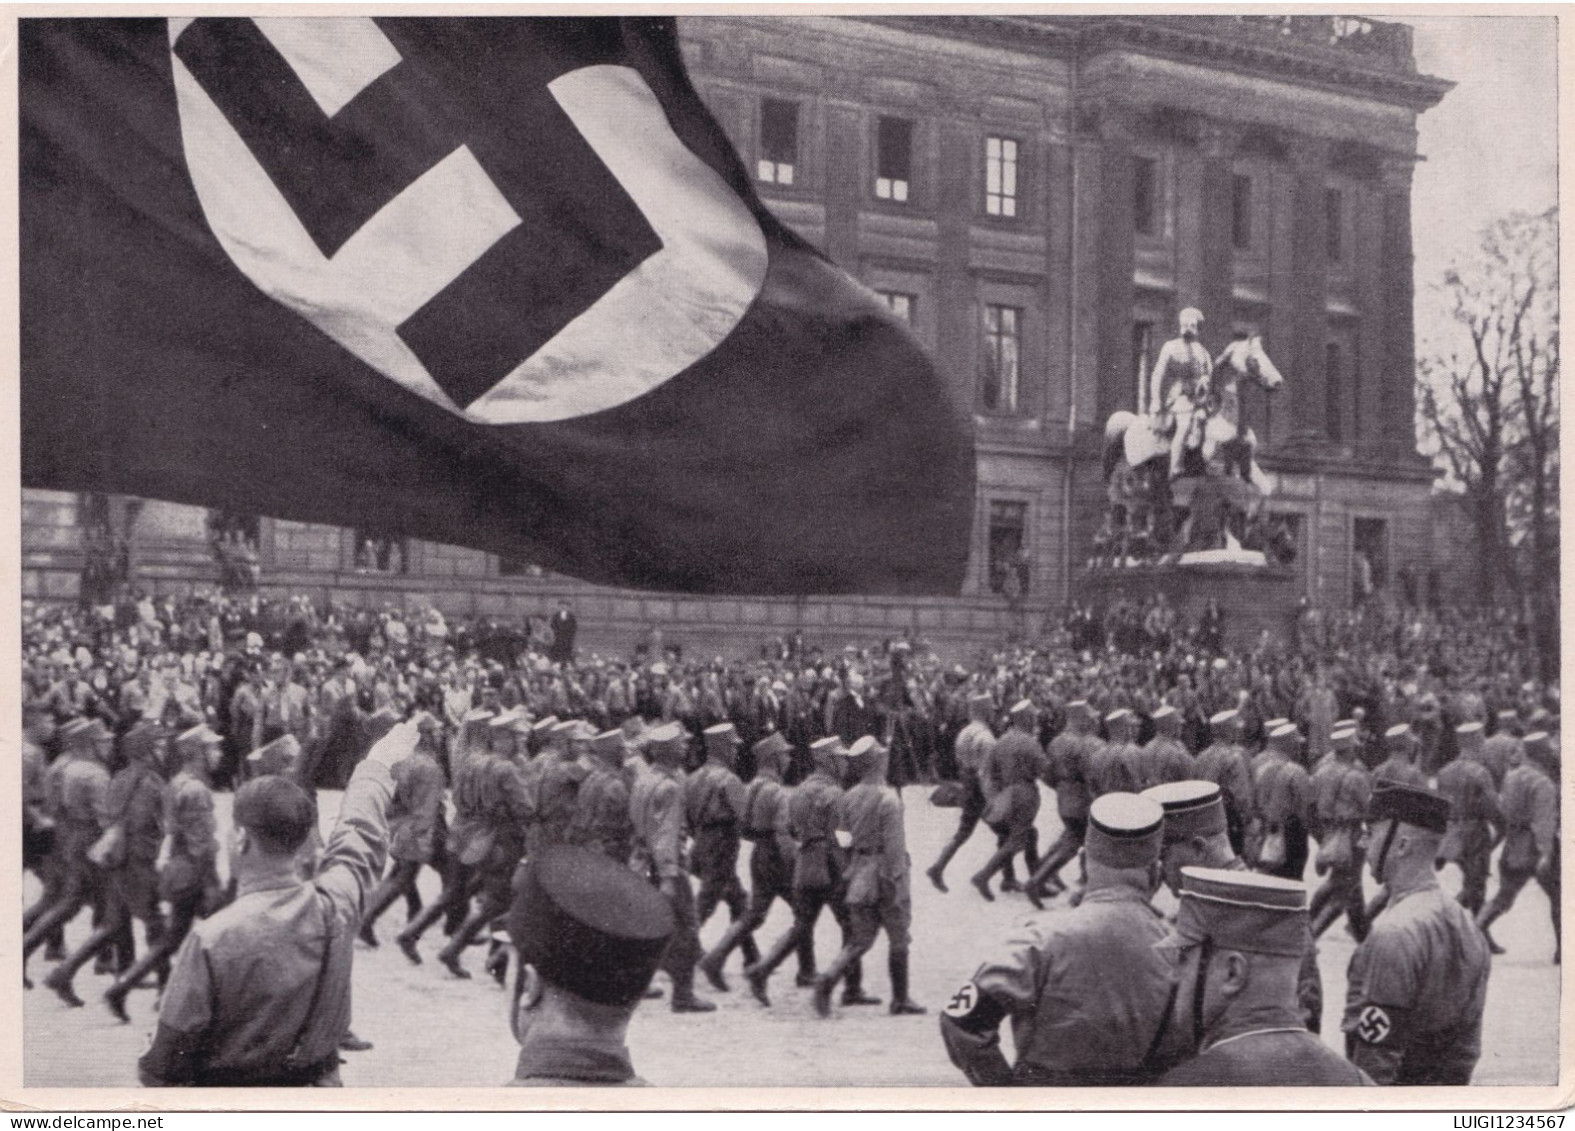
[1086,739,1140,799]
[686,761,746,832]
[1160,1028,1371,1086]
[953,720,997,781]
[139,758,394,1086]
[1136,736,1193,792]
[1481,734,1519,790]
[511,1040,646,1086]
[1043,729,1095,820]
[570,765,633,861]
[102,761,169,865]
[740,774,794,858]
[1193,741,1255,821]
[1498,763,1558,870]
[1309,756,1372,831]
[836,781,907,903]
[1435,757,1501,864]
[1253,752,1310,827]
[941,885,1176,1086]
[536,756,590,849]
[386,751,446,864]
[22,739,47,826]
[164,770,219,866]
[982,729,1045,830]
[1341,880,1491,1085]
[629,763,686,879]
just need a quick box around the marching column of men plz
[933,693,1554,1086]
[20,678,1557,1086]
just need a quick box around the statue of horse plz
[1103,332,1284,491]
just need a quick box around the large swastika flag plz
[21,17,974,596]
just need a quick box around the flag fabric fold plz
[21,16,975,596]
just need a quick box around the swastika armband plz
[1350,1002,1408,1047]
[942,980,1007,1034]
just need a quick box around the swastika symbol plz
[944,982,979,1019]
[1357,1004,1392,1044]
[167,16,767,425]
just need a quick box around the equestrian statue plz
[1098,308,1290,564]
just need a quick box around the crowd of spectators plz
[22,587,1557,794]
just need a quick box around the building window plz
[981,304,1022,412]
[1325,187,1344,262]
[354,532,407,574]
[987,501,1030,596]
[1133,320,1156,413]
[1232,174,1253,250]
[1133,156,1158,235]
[875,116,913,202]
[985,136,1018,217]
[1325,341,1344,443]
[757,98,798,186]
[878,291,916,324]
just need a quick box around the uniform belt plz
[195,1053,342,1087]
[852,847,882,856]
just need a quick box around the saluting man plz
[939,793,1179,1086]
[1343,783,1491,1085]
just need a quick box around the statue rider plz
[1149,307,1212,480]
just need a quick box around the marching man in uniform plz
[926,691,997,892]
[814,736,926,1018]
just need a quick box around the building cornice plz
[852,15,1453,113]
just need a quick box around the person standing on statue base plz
[1156,868,1370,1086]
[1342,782,1491,1085]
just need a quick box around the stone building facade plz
[21,15,1455,655]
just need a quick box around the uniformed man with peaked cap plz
[1343,782,1491,1084]
[688,722,755,978]
[926,691,998,892]
[1371,723,1427,788]
[1477,730,1560,961]
[970,699,1045,900]
[1027,698,1098,904]
[745,735,866,1006]
[629,721,713,1012]
[1157,868,1370,1086]
[700,731,800,991]
[506,846,675,1085]
[940,793,1180,1085]
[1144,780,1324,1032]
[1193,709,1255,857]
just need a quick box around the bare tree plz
[1416,207,1558,677]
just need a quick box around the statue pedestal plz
[1077,558,1301,650]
